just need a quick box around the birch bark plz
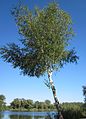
[48,70,64,119]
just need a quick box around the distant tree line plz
[0,94,84,111]
[10,98,55,111]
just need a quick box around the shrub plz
[62,109,81,119]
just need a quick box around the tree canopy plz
[0,2,78,77]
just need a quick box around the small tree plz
[82,86,86,117]
[0,2,78,118]
[83,86,86,103]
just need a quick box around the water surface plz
[0,111,48,119]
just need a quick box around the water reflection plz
[0,113,4,119]
[9,115,45,119]
[9,115,32,119]
[0,111,46,119]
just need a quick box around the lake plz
[0,111,51,119]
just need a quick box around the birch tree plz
[0,2,78,119]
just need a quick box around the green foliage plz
[10,98,34,110]
[45,100,51,105]
[81,86,86,117]
[81,104,86,118]
[61,102,86,119]
[10,98,54,111]
[0,2,78,77]
[61,103,81,119]
[62,110,81,119]
[61,102,82,111]
[83,86,86,103]
[0,94,6,111]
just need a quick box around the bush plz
[81,103,86,118]
[62,109,81,119]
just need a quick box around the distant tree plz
[10,98,21,109]
[45,100,51,105]
[83,86,86,103]
[34,101,40,110]
[82,86,86,116]
[10,98,34,110]
[26,99,33,109]
[0,94,6,111]
[20,98,26,109]
[0,2,78,118]
[39,102,45,110]
[45,100,51,109]
[0,95,5,101]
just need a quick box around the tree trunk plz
[48,70,64,119]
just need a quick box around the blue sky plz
[0,0,86,105]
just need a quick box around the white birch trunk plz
[48,69,64,119]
